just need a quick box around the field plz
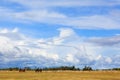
[0,71,120,80]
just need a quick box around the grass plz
[0,71,120,80]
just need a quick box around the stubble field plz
[0,71,120,80]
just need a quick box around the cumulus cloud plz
[0,28,119,69]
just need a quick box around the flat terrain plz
[0,71,120,80]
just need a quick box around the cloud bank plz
[0,28,120,69]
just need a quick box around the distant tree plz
[42,66,80,71]
[83,66,92,71]
[9,68,13,71]
[113,68,120,71]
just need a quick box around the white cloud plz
[0,28,18,33]
[1,8,120,29]
[0,28,26,40]
[105,57,112,63]
[0,28,119,68]
[1,0,120,29]
[12,28,19,33]
[14,10,120,29]
[109,9,120,21]
[0,28,9,33]
[58,28,75,38]
[66,54,80,64]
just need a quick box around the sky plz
[0,0,120,69]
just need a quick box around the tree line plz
[0,66,120,71]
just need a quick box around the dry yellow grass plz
[0,71,120,80]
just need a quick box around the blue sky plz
[0,0,120,69]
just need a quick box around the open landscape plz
[0,71,120,80]
[0,0,120,80]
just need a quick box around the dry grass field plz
[0,71,120,80]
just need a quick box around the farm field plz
[0,71,120,80]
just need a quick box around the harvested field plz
[0,71,120,80]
